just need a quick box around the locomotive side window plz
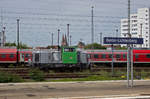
[108,54,112,58]
[116,54,121,58]
[123,54,126,59]
[135,54,139,58]
[146,54,150,58]
[102,54,106,59]
[9,54,14,58]
[94,54,99,58]
[1,54,6,58]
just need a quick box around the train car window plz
[102,54,106,59]
[123,54,126,59]
[94,54,99,58]
[1,54,6,58]
[87,54,91,58]
[9,54,14,58]
[64,48,75,52]
[146,54,150,58]
[116,54,121,58]
[135,54,139,58]
[25,54,30,58]
[108,54,112,58]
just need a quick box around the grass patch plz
[0,72,24,83]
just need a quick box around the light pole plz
[58,29,60,50]
[70,35,72,46]
[91,6,94,48]
[67,24,70,46]
[99,33,102,45]
[17,19,20,66]
[116,29,118,37]
[51,33,53,46]
[140,23,143,47]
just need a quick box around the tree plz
[5,42,30,49]
[84,43,106,49]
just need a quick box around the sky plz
[0,0,150,47]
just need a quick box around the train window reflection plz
[94,54,99,58]
[116,54,121,58]
[123,54,126,59]
[102,54,106,59]
[135,54,139,58]
[146,54,150,58]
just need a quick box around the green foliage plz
[115,45,127,50]
[5,42,16,47]
[0,72,24,83]
[141,70,148,79]
[84,43,106,49]
[29,69,45,81]
[5,42,30,49]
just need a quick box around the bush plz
[0,72,24,83]
[29,69,45,81]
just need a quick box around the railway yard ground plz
[0,80,150,99]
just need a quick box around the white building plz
[121,8,150,48]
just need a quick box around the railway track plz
[0,67,150,79]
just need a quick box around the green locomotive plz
[62,47,77,64]
[32,47,89,70]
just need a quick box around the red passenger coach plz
[0,48,17,63]
[87,50,127,63]
[133,49,150,63]
[0,48,32,64]
[87,49,150,64]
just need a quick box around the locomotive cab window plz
[94,54,99,58]
[146,54,150,58]
[64,48,75,52]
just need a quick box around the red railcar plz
[87,49,150,64]
[0,48,32,64]
[133,49,150,63]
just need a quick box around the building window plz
[146,27,149,29]
[146,40,148,42]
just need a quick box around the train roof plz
[0,48,17,53]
